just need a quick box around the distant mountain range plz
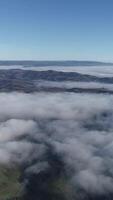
[0,60,113,67]
[0,69,113,93]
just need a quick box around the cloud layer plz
[0,92,113,195]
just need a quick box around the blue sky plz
[0,0,113,61]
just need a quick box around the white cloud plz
[0,92,113,194]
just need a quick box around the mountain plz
[0,69,113,93]
[0,60,113,67]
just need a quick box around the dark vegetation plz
[0,69,113,93]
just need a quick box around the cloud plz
[35,80,113,92]
[0,92,113,195]
[0,119,37,141]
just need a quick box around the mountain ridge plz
[0,60,113,67]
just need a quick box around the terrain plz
[0,60,113,67]
[1,69,113,93]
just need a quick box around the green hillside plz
[0,166,22,200]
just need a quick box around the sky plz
[0,0,113,61]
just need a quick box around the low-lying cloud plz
[0,92,113,196]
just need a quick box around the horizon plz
[0,59,113,63]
